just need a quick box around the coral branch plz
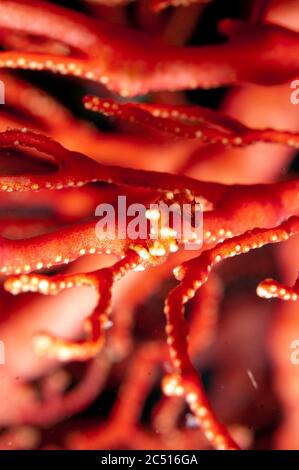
[4,251,140,361]
[150,0,211,13]
[24,357,110,426]
[1,148,299,276]
[162,217,299,449]
[257,276,299,301]
[1,2,299,95]
[0,218,129,275]
[1,0,299,451]
[84,96,299,150]
[0,129,222,205]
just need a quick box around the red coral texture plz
[0,0,299,450]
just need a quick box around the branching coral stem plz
[1,2,299,95]
[162,217,299,450]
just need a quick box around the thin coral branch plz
[0,129,223,205]
[4,251,141,361]
[84,96,299,150]
[162,217,299,449]
[1,2,299,95]
[257,275,299,301]
[150,0,211,13]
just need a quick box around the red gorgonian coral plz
[0,0,299,451]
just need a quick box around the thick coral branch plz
[0,129,223,204]
[4,251,140,361]
[0,218,129,275]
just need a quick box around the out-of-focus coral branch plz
[162,217,299,449]
[84,96,299,150]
